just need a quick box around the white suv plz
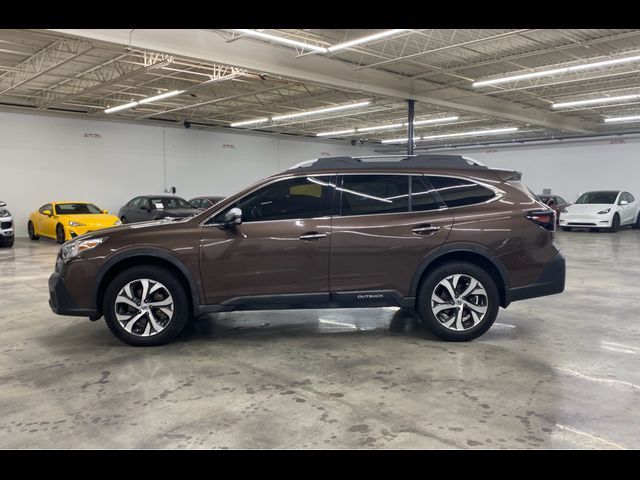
[559,190,640,232]
[0,200,14,248]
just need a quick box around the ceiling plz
[2,28,640,150]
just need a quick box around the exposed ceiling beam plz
[47,29,596,133]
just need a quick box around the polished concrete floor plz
[1,229,639,449]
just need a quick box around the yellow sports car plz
[28,202,121,243]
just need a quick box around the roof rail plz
[287,154,488,171]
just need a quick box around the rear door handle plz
[412,225,440,235]
[299,232,329,241]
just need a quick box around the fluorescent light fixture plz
[473,53,640,88]
[316,129,356,137]
[381,137,421,144]
[413,116,459,126]
[272,101,370,121]
[420,127,518,141]
[230,117,269,127]
[327,29,408,53]
[357,123,404,133]
[234,29,328,53]
[604,114,640,124]
[552,94,640,109]
[138,90,185,104]
[104,102,138,114]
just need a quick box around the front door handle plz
[299,232,329,241]
[412,225,440,235]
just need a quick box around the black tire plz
[121,216,127,224]
[56,224,66,244]
[417,261,499,342]
[561,227,572,232]
[0,237,14,248]
[103,265,190,346]
[28,221,40,240]
[632,213,640,230]
[609,214,620,233]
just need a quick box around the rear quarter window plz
[427,176,496,208]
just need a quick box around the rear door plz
[329,174,453,301]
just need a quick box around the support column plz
[407,99,415,155]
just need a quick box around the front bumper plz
[559,214,611,228]
[48,272,97,317]
[507,252,565,304]
[1,217,14,239]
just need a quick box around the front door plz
[329,174,454,299]
[199,175,336,305]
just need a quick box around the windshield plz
[55,203,102,215]
[149,197,192,209]
[575,191,618,205]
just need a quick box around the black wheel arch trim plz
[409,243,511,301]
[93,247,201,314]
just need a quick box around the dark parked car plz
[189,196,225,210]
[538,194,571,223]
[118,195,201,224]
[49,155,565,346]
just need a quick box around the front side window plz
[339,175,409,216]
[427,176,496,208]
[39,204,52,214]
[411,176,441,212]
[213,176,334,223]
[55,203,102,215]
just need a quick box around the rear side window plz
[339,175,409,216]
[427,176,496,208]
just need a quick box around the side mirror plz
[620,200,629,205]
[103,210,109,214]
[221,207,242,228]
[43,210,52,216]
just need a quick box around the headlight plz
[68,221,86,227]
[113,219,122,226]
[597,208,611,215]
[561,209,569,214]
[0,209,9,218]
[60,237,106,261]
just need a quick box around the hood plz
[67,216,192,243]
[60,213,120,227]
[565,204,613,215]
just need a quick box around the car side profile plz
[0,200,14,248]
[118,195,201,224]
[189,196,225,210]
[559,190,640,232]
[28,202,121,244]
[49,155,566,346]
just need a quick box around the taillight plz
[526,209,556,232]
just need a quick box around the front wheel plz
[0,237,14,248]
[632,213,640,230]
[561,227,572,232]
[417,262,499,342]
[56,224,66,244]
[609,214,620,233]
[28,221,40,240]
[103,265,190,346]
[120,216,127,224]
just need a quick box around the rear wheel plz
[56,224,66,244]
[609,214,620,233]
[417,262,499,342]
[103,265,190,346]
[28,221,40,240]
[632,213,640,230]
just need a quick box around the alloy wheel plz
[431,274,488,331]
[114,279,174,337]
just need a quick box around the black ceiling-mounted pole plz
[407,99,415,155]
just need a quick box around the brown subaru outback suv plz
[49,155,565,346]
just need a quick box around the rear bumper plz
[49,272,97,317]
[506,252,565,304]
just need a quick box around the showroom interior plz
[0,28,639,449]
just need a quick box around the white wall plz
[0,111,375,236]
[445,138,640,202]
